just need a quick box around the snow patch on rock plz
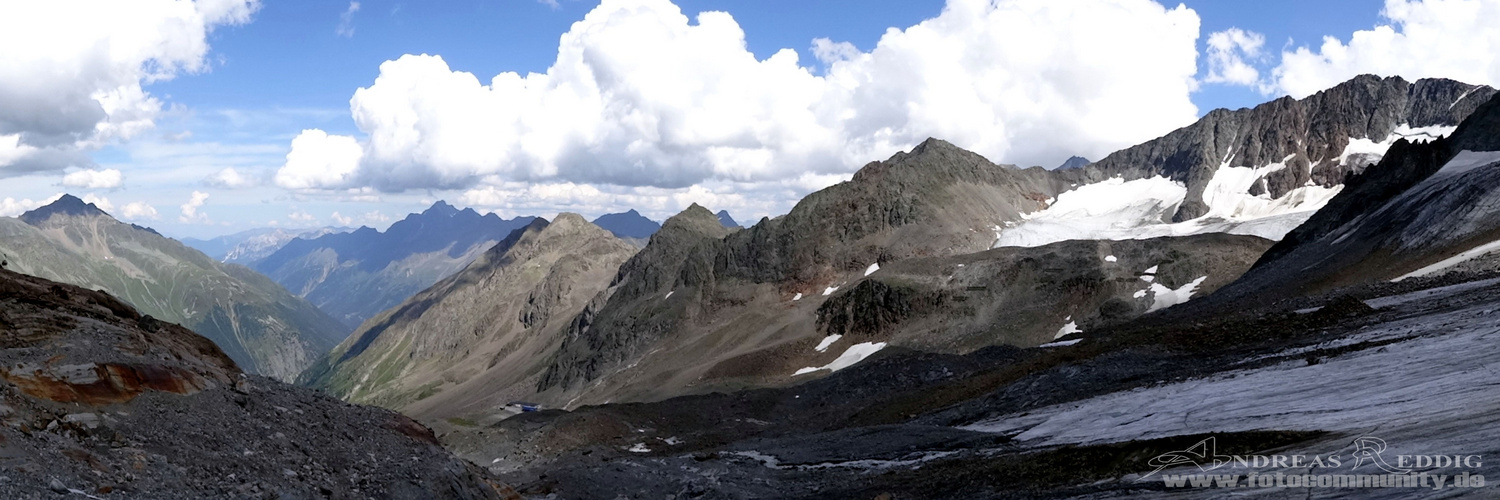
[1146,276,1208,312]
[1055,318,1080,339]
[794,342,887,376]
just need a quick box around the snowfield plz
[991,127,1466,248]
[991,173,1341,247]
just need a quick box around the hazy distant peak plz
[1057,156,1091,169]
[716,210,741,228]
[592,209,660,239]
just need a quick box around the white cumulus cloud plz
[205,167,257,188]
[61,168,124,189]
[0,0,260,175]
[121,201,160,220]
[0,193,64,217]
[276,130,363,191]
[179,190,210,223]
[82,193,114,212]
[330,211,353,226]
[277,0,1202,214]
[1269,0,1500,98]
[1203,28,1265,86]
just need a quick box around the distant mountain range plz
[0,195,347,381]
[182,227,350,265]
[253,201,538,329]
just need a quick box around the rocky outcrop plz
[0,198,347,382]
[0,268,510,498]
[812,234,1273,352]
[300,214,638,424]
[1085,75,1494,221]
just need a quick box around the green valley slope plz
[0,196,347,381]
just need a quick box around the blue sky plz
[4,0,1492,239]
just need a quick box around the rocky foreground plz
[0,268,512,499]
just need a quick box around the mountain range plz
[0,196,346,381]
[253,201,538,328]
[295,76,1499,421]
[181,226,350,265]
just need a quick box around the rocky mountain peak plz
[19,194,111,226]
[550,212,589,229]
[909,137,958,155]
[661,203,724,235]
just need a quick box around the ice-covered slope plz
[995,75,1492,248]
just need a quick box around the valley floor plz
[438,272,1500,499]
